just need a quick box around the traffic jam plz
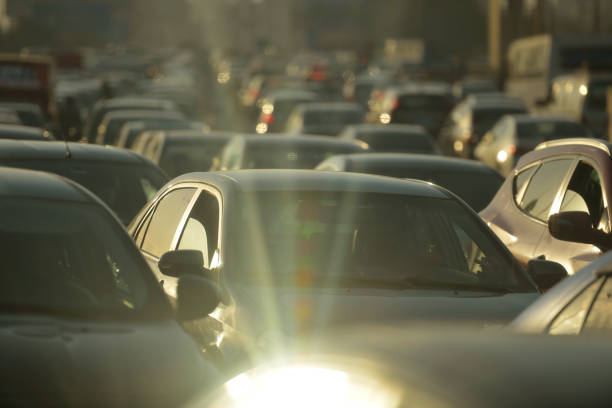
[2,0,612,406]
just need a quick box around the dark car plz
[286,102,365,136]
[128,170,549,370]
[255,89,318,134]
[343,74,393,109]
[439,95,527,158]
[511,250,612,335]
[213,134,369,170]
[480,138,612,275]
[0,124,54,141]
[139,130,236,177]
[377,82,454,137]
[0,167,221,405]
[339,124,438,154]
[0,102,46,127]
[475,115,591,175]
[0,140,168,224]
[206,326,612,407]
[115,118,207,149]
[95,109,185,146]
[316,153,504,212]
[83,97,177,143]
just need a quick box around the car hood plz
[0,316,221,406]
[231,285,540,338]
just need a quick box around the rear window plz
[303,109,364,125]
[473,107,526,135]
[397,94,453,110]
[244,143,364,169]
[357,132,435,153]
[159,140,228,177]
[517,121,589,141]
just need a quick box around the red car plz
[481,138,612,275]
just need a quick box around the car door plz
[536,159,608,274]
[489,158,575,266]
[138,186,198,297]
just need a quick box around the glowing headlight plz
[496,149,509,163]
[379,113,391,124]
[213,364,401,408]
[256,123,268,134]
[262,103,274,115]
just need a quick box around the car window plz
[513,164,538,203]
[141,188,196,258]
[559,162,608,233]
[583,276,612,332]
[177,191,220,268]
[518,159,574,222]
[548,277,603,335]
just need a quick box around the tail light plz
[391,98,399,110]
[261,113,275,124]
[249,88,260,100]
[507,144,517,155]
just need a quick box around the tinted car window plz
[177,192,220,268]
[583,277,612,332]
[356,132,435,153]
[159,140,228,177]
[519,159,574,222]
[513,165,538,203]
[142,188,196,257]
[473,107,526,136]
[243,143,364,169]
[560,162,607,232]
[0,160,167,225]
[1,198,169,320]
[549,277,603,335]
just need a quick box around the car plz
[139,130,236,177]
[0,140,168,225]
[339,124,438,154]
[439,95,528,158]
[0,166,221,405]
[316,153,504,212]
[0,124,54,141]
[204,325,612,407]
[128,170,552,369]
[83,97,177,143]
[343,74,393,109]
[0,102,46,127]
[95,109,185,146]
[475,115,591,175]
[115,118,206,149]
[548,71,612,138]
[377,82,455,137]
[286,102,365,136]
[255,89,318,134]
[452,78,498,100]
[480,138,612,275]
[510,250,612,335]
[213,134,369,170]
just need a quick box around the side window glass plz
[583,277,612,332]
[548,277,603,335]
[519,159,574,222]
[177,191,220,268]
[513,165,538,204]
[560,162,607,233]
[141,188,196,258]
[134,209,153,247]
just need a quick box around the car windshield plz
[1,160,167,225]
[0,198,169,320]
[244,144,362,169]
[159,140,228,176]
[234,191,534,293]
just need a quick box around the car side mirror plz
[526,259,568,291]
[176,274,221,321]
[549,211,610,251]
[158,250,205,277]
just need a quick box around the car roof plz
[0,124,47,136]
[160,130,237,143]
[516,138,612,168]
[101,109,182,122]
[334,153,496,171]
[0,102,42,113]
[345,124,426,134]
[264,89,318,101]
[296,102,363,112]
[0,139,149,164]
[97,97,173,109]
[239,134,368,149]
[172,169,450,198]
[510,114,581,124]
[0,166,91,202]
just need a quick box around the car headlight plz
[209,363,402,408]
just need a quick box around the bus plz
[0,54,56,120]
[505,34,612,108]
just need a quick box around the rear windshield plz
[397,94,453,110]
[0,160,167,224]
[159,140,228,177]
[473,107,525,135]
[517,121,589,140]
[244,143,363,169]
[357,132,435,153]
[303,109,364,125]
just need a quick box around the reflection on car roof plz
[173,169,450,198]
